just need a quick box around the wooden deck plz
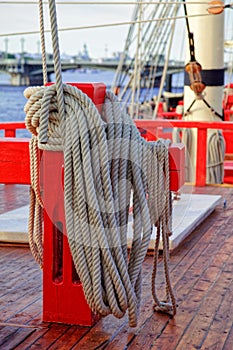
[1,184,233,349]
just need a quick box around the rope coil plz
[25,84,176,326]
[25,0,176,327]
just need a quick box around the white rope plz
[206,131,225,184]
[39,0,48,85]
[24,0,176,327]
[24,84,176,326]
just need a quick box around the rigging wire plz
[183,0,196,62]
[114,0,178,104]
[152,3,179,119]
[145,3,177,100]
[0,12,214,38]
[130,0,143,118]
[0,1,213,5]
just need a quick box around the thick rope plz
[25,0,176,327]
[206,131,225,184]
[24,84,176,326]
[39,0,48,85]
[26,0,49,268]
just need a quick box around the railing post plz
[5,129,16,137]
[195,127,207,186]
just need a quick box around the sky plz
[0,0,138,58]
[0,0,190,60]
[0,1,232,62]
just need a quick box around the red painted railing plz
[0,122,26,137]
[0,122,30,184]
[223,109,233,121]
[135,119,233,186]
[1,120,233,186]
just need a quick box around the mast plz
[183,0,225,183]
[111,0,181,113]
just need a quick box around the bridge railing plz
[1,120,233,186]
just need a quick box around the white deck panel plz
[127,193,222,250]
[0,194,222,248]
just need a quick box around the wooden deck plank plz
[0,262,40,292]
[148,204,233,349]
[1,290,41,324]
[7,298,42,326]
[124,217,222,349]
[48,326,90,350]
[175,252,233,349]
[197,266,233,349]
[0,184,29,215]
[13,327,50,350]
[0,325,37,350]
[0,246,29,262]
[126,313,171,350]
[26,324,70,349]
[70,254,171,350]
[1,185,233,349]
[222,323,233,350]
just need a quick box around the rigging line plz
[111,0,144,90]
[128,3,171,69]
[182,0,191,34]
[182,0,196,62]
[38,0,47,85]
[0,12,212,38]
[153,3,179,119]
[113,3,176,98]
[144,5,177,97]
[130,0,143,118]
[0,1,212,5]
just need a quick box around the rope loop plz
[25,84,176,326]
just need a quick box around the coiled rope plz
[25,0,176,327]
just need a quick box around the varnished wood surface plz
[0,184,29,215]
[1,185,233,349]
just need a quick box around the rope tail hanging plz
[26,0,50,268]
[24,0,176,327]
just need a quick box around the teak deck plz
[1,184,233,349]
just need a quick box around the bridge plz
[0,56,125,86]
[0,55,184,86]
[0,57,184,86]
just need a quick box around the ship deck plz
[1,184,233,349]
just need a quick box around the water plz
[0,69,116,137]
[0,84,29,137]
[3,67,230,137]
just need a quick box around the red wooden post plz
[42,151,99,325]
[0,122,26,137]
[224,109,233,121]
[42,83,106,326]
[5,129,16,137]
[195,128,207,187]
[0,138,30,184]
[169,143,185,191]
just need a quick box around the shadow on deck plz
[1,185,233,349]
